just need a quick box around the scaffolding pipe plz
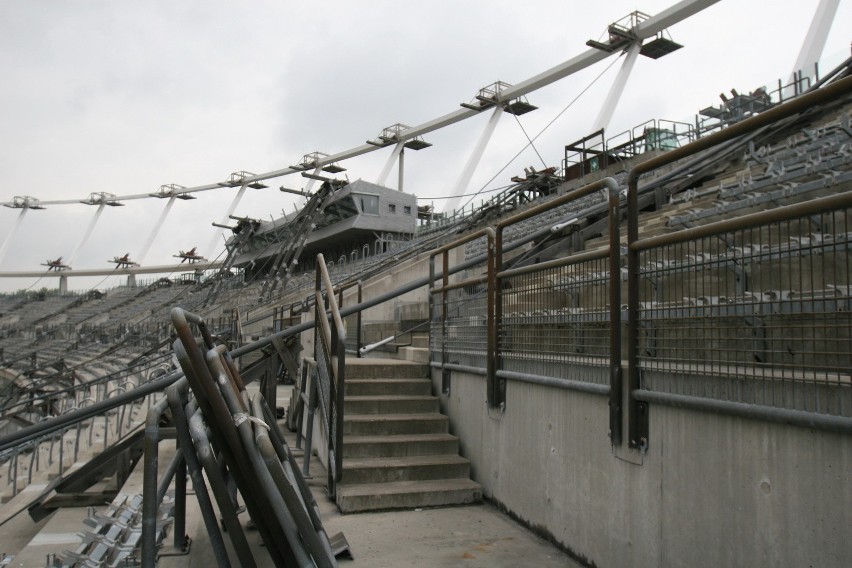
[302,166,323,194]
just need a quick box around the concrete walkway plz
[160,430,581,568]
[1,384,582,567]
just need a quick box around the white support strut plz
[443,105,504,214]
[593,43,642,133]
[791,0,841,82]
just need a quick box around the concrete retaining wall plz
[432,369,852,568]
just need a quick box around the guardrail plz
[426,72,852,450]
[428,228,495,401]
[625,73,852,448]
[312,254,346,498]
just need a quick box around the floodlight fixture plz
[4,195,45,209]
[586,10,682,59]
[150,183,195,199]
[222,171,268,189]
[290,151,346,173]
[80,192,124,206]
[367,123,432,150]
[461,81,538,115]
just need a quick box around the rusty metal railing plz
[335,280,362,356]
[495,177,624,441]
[428,228,495,401]
[313,253,346,498]
[625,74,852,449]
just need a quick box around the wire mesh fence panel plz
[499,254,612,385]
[314,336,332,436]
[429,234,490,370]
[442,283,488,370]
[635,208,852,416]
[343,313,360,353]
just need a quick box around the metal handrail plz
[625,73,852,450]
[428,228,495,401]
[314,253,346,497]
[495,176,623,442]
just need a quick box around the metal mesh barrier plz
[429,230,495,399]
[314,335,333,438]
[435,268,489,370]
[634,206,852,416]
[499,254,612,385]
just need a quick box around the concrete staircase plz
[335,358,482,513]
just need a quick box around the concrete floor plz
[0,384,581,567]
[159,428,580,568]
[161,492,579,567]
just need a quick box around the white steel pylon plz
[442,105,504,214]
[376,142,405,187]
[791,0,840,83]
[592,43,642,133]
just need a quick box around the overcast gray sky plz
[0,0,849,292]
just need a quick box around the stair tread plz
[347,378,430,382]
[344,413,447,422]
[345,395,437,401]
[343,433,458,444]
[345,358,425,366]
[337,478,481,497]
[346,377,428,382]
[344,454,470,469]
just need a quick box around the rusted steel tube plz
[172,309,291,566]
[141,396,169,568]
[165,380,233,568]
[187,409,257,568]
[206,350,311,567]
[250,396,336,568]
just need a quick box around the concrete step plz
[344,378,432,396]
[398,346,430,364]
[342,454,471,485]
[336,478,482,513]
[343,413,448,436]
[344,395,439,415]
[410,334,429,349]
[345,359,428,379]
[342,433,460,459]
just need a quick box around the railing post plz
[485,232,496,404]
[429,229,496,404]
[606,180,623,446]
[441,250,450,395]
[356,282,363,357]
[141,397,169,568]
[314,253,347,498]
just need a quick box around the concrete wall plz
[433,369,852,568]
[337,249,436,325]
